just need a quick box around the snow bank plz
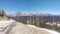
[27,25,60,34]
[0,19,15,27]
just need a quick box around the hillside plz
[0,19,59,34]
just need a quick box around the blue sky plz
[0,0,60,15]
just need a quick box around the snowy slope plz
[27,25,60,34]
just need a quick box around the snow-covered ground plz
[27,25,60,34]
[0,19,15,34]
[0,19,60,34]
[0,19,15,27]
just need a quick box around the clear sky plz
[0,0,60,15]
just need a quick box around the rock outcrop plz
[0,9,9,20]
